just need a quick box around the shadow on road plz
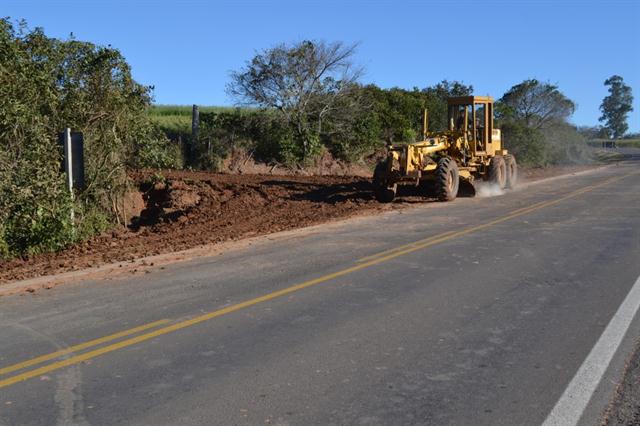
[263,178,476,205]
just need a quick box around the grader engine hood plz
[388,138,447,173]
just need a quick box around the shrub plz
[0,19,168,256]
[0,140,75,256]
[197,110,301,168]
[131,122,182,169]
[501,122,547,166]
[501,121,590,167]
[541,122,591,165]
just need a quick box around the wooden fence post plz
[191,104,199,166]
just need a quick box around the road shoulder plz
[600,338,640,425]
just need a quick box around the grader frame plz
[373,96,517,202]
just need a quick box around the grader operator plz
[373,96,517,202]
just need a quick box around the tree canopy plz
[497,79,575,129]
[496,79,588,166]
[227,40,362,159]
[599,75,633,139]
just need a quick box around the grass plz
[587,138,640,148]
[592,149,626,163]
[150,115,191,138]
[149,104,252,138]
[148,105,239,117]
[616,139,640,148]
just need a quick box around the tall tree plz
[422,80,473,132]
[422,80,473,100]
[599,75,633,139]
[227,40,362,160]
[497,79,575,129]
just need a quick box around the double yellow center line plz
[0,171,635,389]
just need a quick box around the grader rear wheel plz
[488,155,507,189]
[435,156,459,202]
[504,154,518,189]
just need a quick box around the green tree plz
[496,79,587,165]
[361,86,426,144]
[499,122,546,166]
[497,79,575,129]
[227,40,363,162]
[361,80,472,146]
[599,75,633,139]
[422,80,473,131]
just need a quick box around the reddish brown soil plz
[0,172,408,284]
[0,165,599,285]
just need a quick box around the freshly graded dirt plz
[0,165,598,285]
[0,172,405,284]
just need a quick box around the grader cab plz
[373,96,517,202]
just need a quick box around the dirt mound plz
[134,179,202,227]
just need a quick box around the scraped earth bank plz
[0,172,403,284]
[0,165,597,285]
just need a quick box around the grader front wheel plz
[435,157,459,202]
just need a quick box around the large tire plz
[488,155,507,189]
[373,161,396,203]
[435,156,459,202]
[504,154,518,189]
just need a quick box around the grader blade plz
[457,178,477,198]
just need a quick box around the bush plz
[0,225,9,258]
[151,81,473,169]
[0,19,168,257]
[501,121,590,167]
[130,122,182,169]
[541,122,591,165]
[0,141,75,256]
[324,111,382,162]
[197,110,300,168]
[360,81,472,146]
[501,122,547,166]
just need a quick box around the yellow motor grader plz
[373,96,517,202]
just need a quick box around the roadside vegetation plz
[0,19,175,257]
[588,138,640,148]
[0,20,635,259]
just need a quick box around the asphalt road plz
[1,161,639,426]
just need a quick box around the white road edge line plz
[542,274,640,426]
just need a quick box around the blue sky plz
[4,0,640,131]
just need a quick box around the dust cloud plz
[474,182,505,198]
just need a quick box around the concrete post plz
[63,128,75,222]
